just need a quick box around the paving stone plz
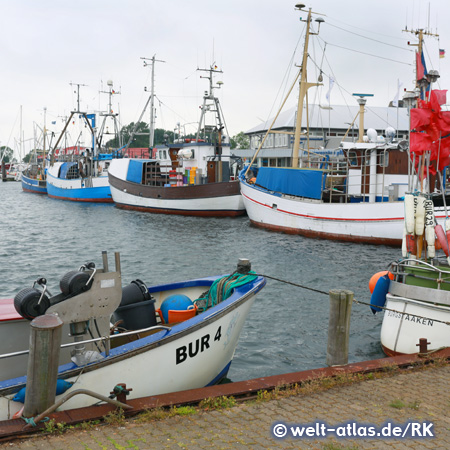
[3,365,450,449]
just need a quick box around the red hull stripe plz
[48,194,114,203]
[115,203,246,218]
[242,191,446,223]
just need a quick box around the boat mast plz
[196,65,224,141]
[98,80,122,149]
[197,65,225,181]
[43,107,46,165]
[141,55,165,149]
[404,27,439,97]
[403,26,440,193]
[292,4,323,168]
[49,83,101,165]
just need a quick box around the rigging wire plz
[326,22,414,52]
[258,21,307,132]
[318,37,413,66]
[325,15,409,42]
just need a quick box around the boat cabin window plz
[379,151,389,167]
[348,151,358,166]
[67,165,80,179]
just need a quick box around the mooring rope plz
[257,273,329,295]
[257,273,450,327]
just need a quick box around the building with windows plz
[233,104,409,167]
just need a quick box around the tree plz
[0,146,13,163]
[230,132,250,150]
[104,123,177,148]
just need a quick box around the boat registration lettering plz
[101,279,115,288]
[176,326,222,364]
[387,310,434,326]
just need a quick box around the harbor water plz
[0,181,399,382]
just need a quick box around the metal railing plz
[0,324,171,361]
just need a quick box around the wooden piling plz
[23,313,64,418]
[326,289,353,366]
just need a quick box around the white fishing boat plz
[377,259,450,356]
[368,42,450,355]
[46,82,123,203]
[0,252,265,421]
[108,65,245,217]
[239,4,447,245]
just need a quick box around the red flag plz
[410,131,432,155]
[416,51,425,80]
[437,136,450,170]
[436,111,450,135]
[430,89,447,112]
[410,108,433,131]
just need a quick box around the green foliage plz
[389,399,405,409]
[103,407,126,426]
[199,395,236,410]
[230,131,249,150]
[0,146,13,163]
[104,123,176,149]
[169,405,197,417]
[41,419,72,434]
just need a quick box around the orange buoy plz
[369,271,394,293]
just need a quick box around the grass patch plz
[389,399,405,409]
[41,419,72,435]
[103,408,126,426]
[199,395,236,410]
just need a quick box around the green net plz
[194,271,258,312]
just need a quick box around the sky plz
[1,0,449,160]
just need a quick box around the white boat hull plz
[381,293,450,356]
[240,177,446,245]
[47,163,112,202]
[0,273,264,420]
[110,183,244,215]
[108,159,245,217]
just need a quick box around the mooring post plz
[23,313,64,418]
[326,289,353,366]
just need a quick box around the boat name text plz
[176,326,222,364]
[387,310,434,326]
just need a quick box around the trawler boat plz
[108,66,245,217]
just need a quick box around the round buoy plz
[160,294,193,323]
[369,271,394,293]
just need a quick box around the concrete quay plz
[1,352,449,449]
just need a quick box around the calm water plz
[0,181,399,381]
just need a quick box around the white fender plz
[415,195,426,236]
[404,193,416,234]
[424,199,435,258]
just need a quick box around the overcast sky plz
[1,0,449,159]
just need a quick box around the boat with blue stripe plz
[0,252,265,420]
